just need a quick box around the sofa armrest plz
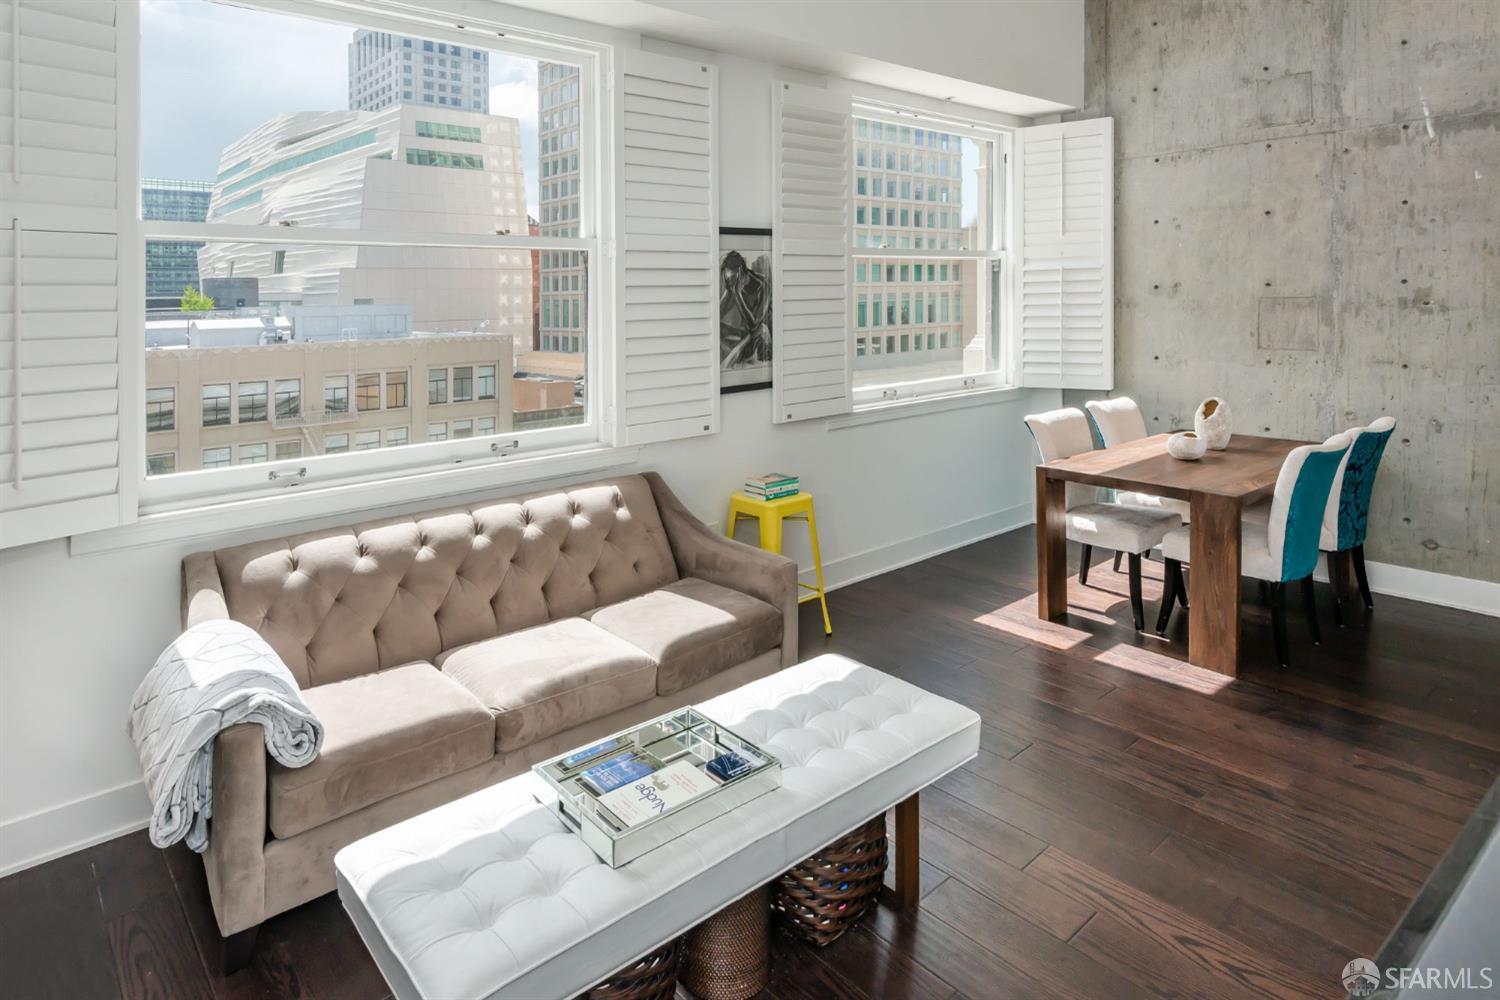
[644,471,799,667]
[182,551,229,630]
[203,723,267,937]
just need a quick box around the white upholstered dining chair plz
[1084,396,1193,527]
[1024,407,1183,631]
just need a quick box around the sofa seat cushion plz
[585,578,782,696]
[437,619,657,752]
[268,663,495,839]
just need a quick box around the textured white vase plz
[1167,431,1207,461]
[1193,397,1232,450]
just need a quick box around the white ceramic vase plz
[1166,431,1207,461]
[1193,397,1232,450]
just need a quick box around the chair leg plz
[1155,558,1179,634]
[1300,575,1322,645]
[1327,551,1345,628]
[1352,544,1374,609]
[1270,582,1290,669]
[1078,543,1093,586]
[1113,550,1123,573]
[1127,553,1144,631]
[1257,579,1270,604]
[1174,561,1189,608]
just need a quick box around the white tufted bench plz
[335,653,980,1000]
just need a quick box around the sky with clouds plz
[140,0,542,216]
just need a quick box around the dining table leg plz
[1189,493,1242,676]
[1036,468,1068,621]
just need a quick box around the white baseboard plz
[0,779,150,878]
[1315,558,1499,617]
[802,501,1034,594]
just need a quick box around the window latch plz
[491,439,521,456]
[268,467,307,483]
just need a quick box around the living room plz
[1,1,1497,998]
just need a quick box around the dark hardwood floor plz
[4,527,1498,999]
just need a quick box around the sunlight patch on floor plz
[1093,642,1236,695]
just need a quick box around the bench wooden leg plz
[222,924,259,976]
[894,794,920,908]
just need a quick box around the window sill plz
[828,385,1028,431]
[69,443,642,556]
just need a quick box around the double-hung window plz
[848,108,1008,406]
[136,1,604,509]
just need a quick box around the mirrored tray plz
[532,707,780,868]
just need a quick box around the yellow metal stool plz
[726,491,832,635]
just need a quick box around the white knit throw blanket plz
[127,619,323,852]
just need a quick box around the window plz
[238,442,269,464]
[238,381,268,423]
[324,376,350,415]
[477,416,496,436]
[385,370,408,409]
[849,111,1006,404]
[146,387,175,432]
[356,372,381,412]
[354,430,381,451]
[275,440,302,460]
[427,421,447,442]
[147,453,176,476]
[138,3,599,502]
[451,418,473,439]
[385,427,409,447]
[202,384,231,427]
[275,379,301,420]
[202,447,232,469]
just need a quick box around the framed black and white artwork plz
[718,227,773,393]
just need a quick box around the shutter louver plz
[1014,118,1114,390]
[771,84,850,423]
[614,49,718,446]
[1,0,120,234]
[0,0,126,548]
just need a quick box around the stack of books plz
[745,472,800,500]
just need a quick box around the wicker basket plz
[680,887,771,1000]
[583,937,681,1000]
[771,813,888,946]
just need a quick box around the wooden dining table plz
[1035,433,1315,676]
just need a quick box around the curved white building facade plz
[200,105,531,338]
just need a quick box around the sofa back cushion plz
[208,475,678,687]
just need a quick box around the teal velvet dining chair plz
[1157,433,1353,667]
[1321,416,1397,625]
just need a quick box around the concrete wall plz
[1065,0,1499,584]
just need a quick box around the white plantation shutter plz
[771,83,850,423]
[1,0,120,234]
[1014,118,1114,390]
[613,49,719,446]
[0,0,128,548]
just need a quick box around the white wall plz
[641,0,1085,109]
[0,18,1060,877]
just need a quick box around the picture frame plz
[718,226,773,394]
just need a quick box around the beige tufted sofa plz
[179,471,798,964]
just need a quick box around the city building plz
[145,305,515,474]
[142,177,212,311]
[532,61,585,378]
[850,120,987,384]
[348,29,489,113]
[200,103,531,337]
